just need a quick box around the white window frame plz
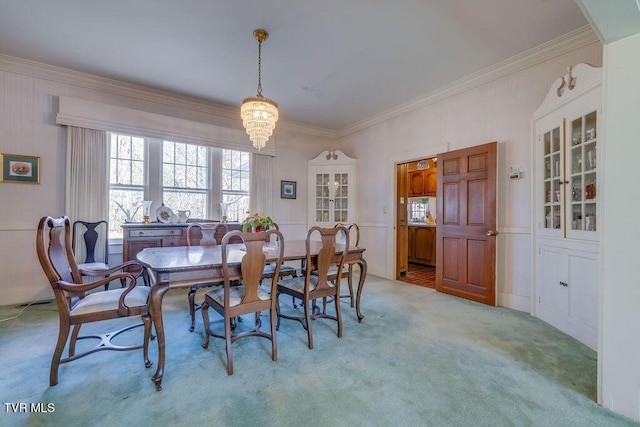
[107,133,250,240]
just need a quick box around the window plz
[221,149,250,221]
[162,141,209,219]
[408,197,433,223]
[108,133,250,239]
[109,133,146,237]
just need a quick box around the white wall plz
[0,56,332,306]
[600,32,640,421]
[339,42,603,312]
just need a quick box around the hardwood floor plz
[399,263,435,288]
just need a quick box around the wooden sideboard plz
[121,221,242,263]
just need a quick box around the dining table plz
[136,239,367,390]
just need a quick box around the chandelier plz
[241,29,279,150]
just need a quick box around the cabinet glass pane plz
[333,173,349,224]
[315,173,330,222]
[542,126,562,230]
[566,110,597,234]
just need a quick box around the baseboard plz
[0,285,53,308]
[497,291,531,313]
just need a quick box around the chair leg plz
[335,293,343,338]
[142,267,150,287]
[225,315,234,375]
[142,313,152,368]
[201,300,211,349]
[270,308,277,362]
[275,292,282,330]
[304,299,313,349]
[188,287,197,332]
[347,268,355,307]
[50,318,70,386]
[69,324,81,357]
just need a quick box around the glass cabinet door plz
[567,110,597,235]
[314,173,331,223]
[538,106,598,240]
[542,125,563,233]
[333,172,349,223]
[314,171,350,224]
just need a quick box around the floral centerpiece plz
[242,213,274,232]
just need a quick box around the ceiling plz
[0,1,599,131]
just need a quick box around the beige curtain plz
[250,153,273,217]
[65,126,109,263]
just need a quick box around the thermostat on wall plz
[509,166,522,180]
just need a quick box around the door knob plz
[486,230,499,236]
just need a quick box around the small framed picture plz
[281,180,296,199]
[0,153,40,184]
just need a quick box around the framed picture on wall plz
[0,153,40,184]
[281,180,296,199]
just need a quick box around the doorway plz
[396,157,438,289]
[392,142,498,306]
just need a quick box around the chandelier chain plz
[257,39,263,96]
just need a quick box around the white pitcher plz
[176,210,191,223]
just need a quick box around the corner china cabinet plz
[533,63,601,350]
[307,150,357,228]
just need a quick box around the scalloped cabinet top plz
[308,150,357,166]
[534,63,602,119]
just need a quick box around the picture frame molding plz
[280,180,296,199]
[0,153,41,184]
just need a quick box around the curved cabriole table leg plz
[356,259,368,322]
[150,282,170,391]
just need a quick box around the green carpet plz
[0,275,636,426]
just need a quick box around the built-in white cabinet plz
[533,64,601,350]
[536,242,598,349]
[308,150,357,228]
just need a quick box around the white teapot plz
[175,210,191,224]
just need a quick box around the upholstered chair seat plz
[69,286,150,316]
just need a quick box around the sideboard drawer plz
[129,228,183,238]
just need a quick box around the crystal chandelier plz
[241,29,279,150]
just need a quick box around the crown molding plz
[0,25,598,142]
[337,25,600,139]
[0,54,336,140]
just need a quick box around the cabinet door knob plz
[486,230,499,236]
[559,281,568,287]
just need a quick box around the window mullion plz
[147,138,162,209]
[210,148,222,219]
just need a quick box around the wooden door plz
[436,142,497,305]
[396,163,408,278]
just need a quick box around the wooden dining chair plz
[260,222,298,284]
[201,229,284,375]
[276,226,349,349]
[185,222,228,332]
[329,223,360,307]
[72,220,110,288]
[36,216,152,386]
